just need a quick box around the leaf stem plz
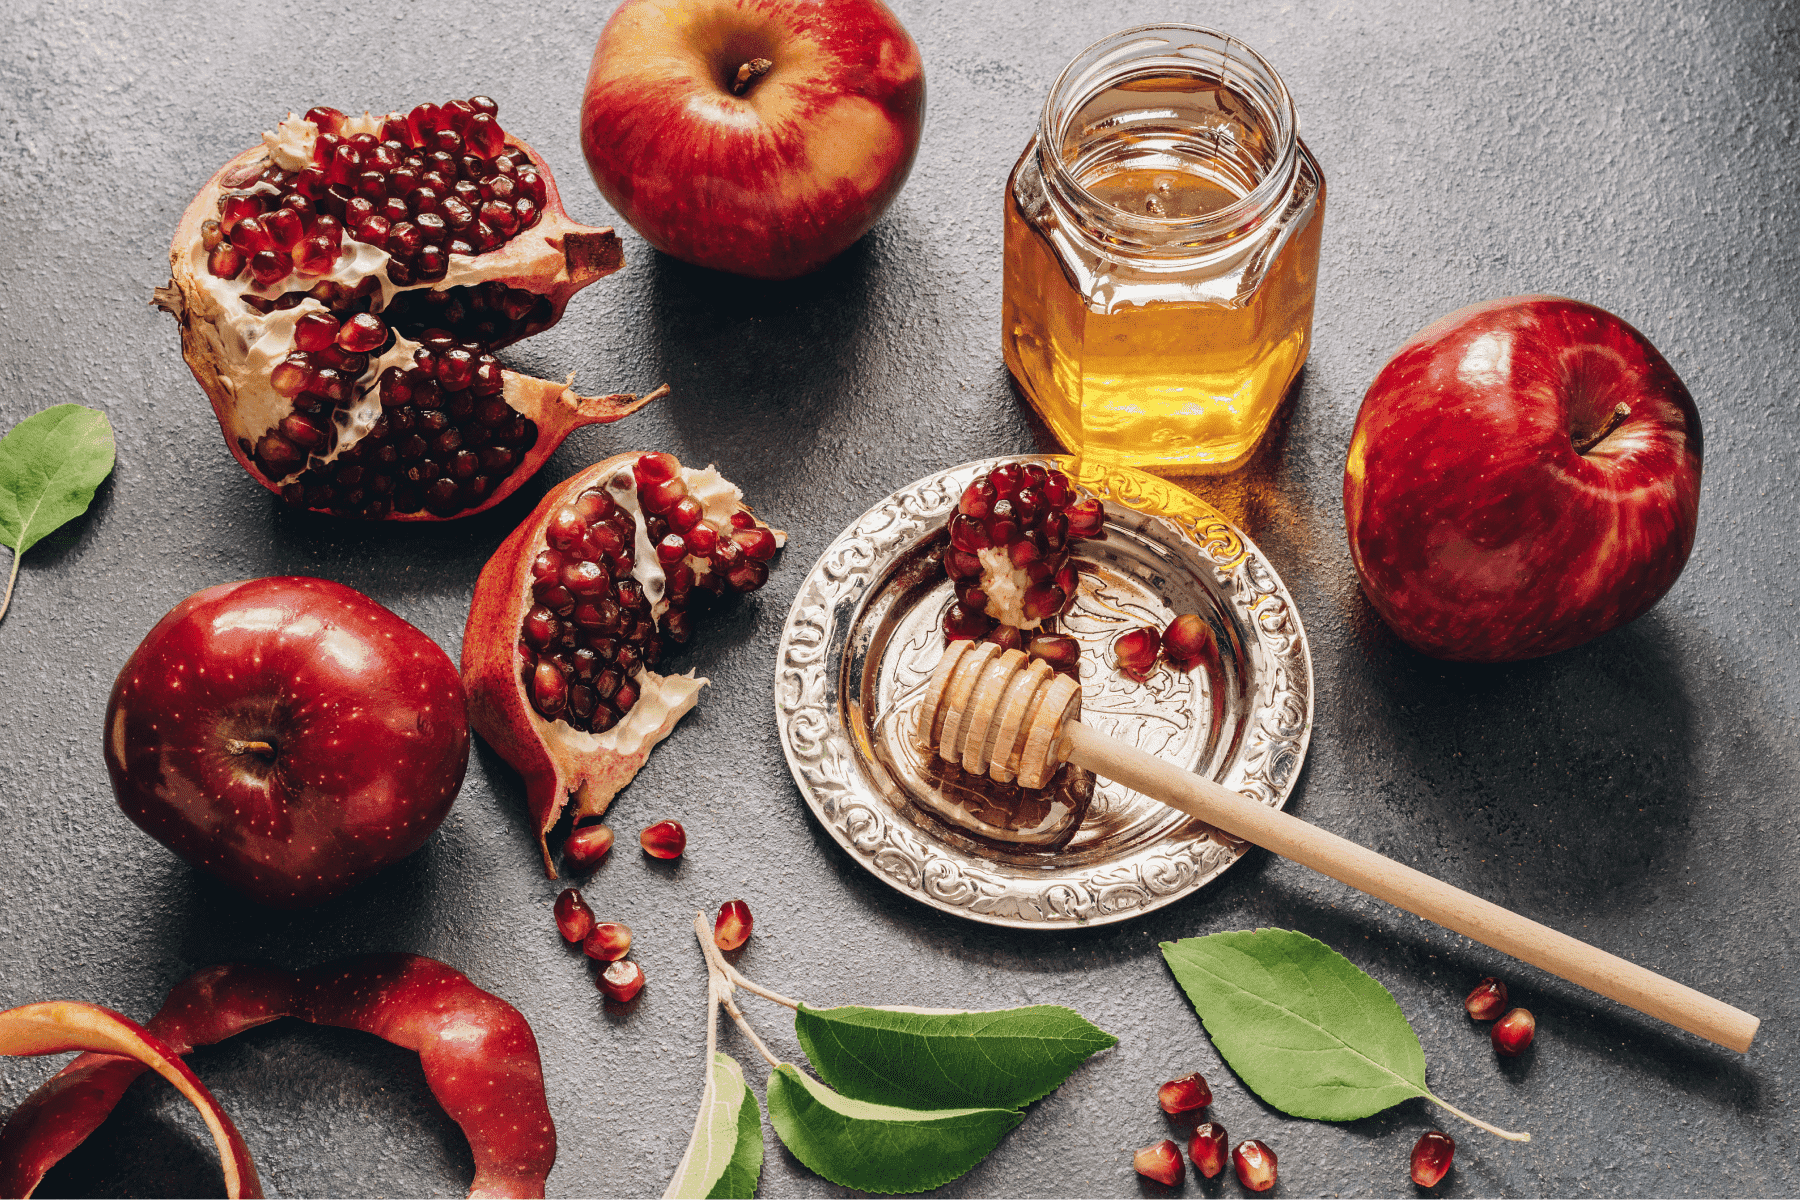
[1424,1089,1531,1142]
[0,546,18,625]
[692,913,783,1070]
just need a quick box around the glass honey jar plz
[1003,25,1325,473]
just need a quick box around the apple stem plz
[1573,401,1631,454]
[731,58,774,96]
[226,739,276,759]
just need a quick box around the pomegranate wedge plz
[156,96,661,520]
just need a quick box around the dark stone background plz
[1,0,1795,1195]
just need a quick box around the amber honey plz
[1003,30,1325,473]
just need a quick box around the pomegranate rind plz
[463,453,708,876]
[0,1000,262,1199]
[157,134,655,521]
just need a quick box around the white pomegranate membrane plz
[943,463,1104,640]
[196,98,559,518]
[521,453,782,735]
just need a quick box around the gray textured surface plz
[1,0,1796,1195]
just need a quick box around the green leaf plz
[765,1063,1021,1194]
[1161,928,1430,1122]
[794,1003,1116,1112]
[665,1052,758,1200]
[705,1069,762,1200]
[0,404,115,624]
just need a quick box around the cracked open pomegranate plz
[463,452,782,874]
[941,462,1103,645]
[155,97,660,520]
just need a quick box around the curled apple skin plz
[1344,295,1702,662]
[0,1000,262,1199]
[0,955,553,1200]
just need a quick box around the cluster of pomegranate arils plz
[551,820,690,1003]
[1466,975,1536,1058]
[257,309,543,517]
[1113,612,1216,682]
[942,463,1104,645]
[204,97,544,289]
[1133,1069,1277,1192]
[521,453,778,732]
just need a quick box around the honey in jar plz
[1003,25,1325,473]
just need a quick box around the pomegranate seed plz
[1464,976,1508,1021]
[582,921,633,962]
[554,888,595,942]
[1188,1122,1228,1179]
[269,357,312,397]
[1132,1139,1182,1186]
[546,505,587,552]
[337,312,387,353]
[950,513,992,553]
[249,250,291,287]
[598,959,645,1003]
[943,602,992,642]
[656,533,687,564]
[714,900,753,951]
[685,524,719,557]
[265,207,304,247]
[563,823,615,872]
[1114,626,1161,680]
[984,623,1022,651]
[959,479,996,519]
[734,527,778,561]
[1162,613,1216,671]
[1066,497,1105,538]
[1492,1007,1535,1056]
[293,235,337,275]
[467,113,506,158]
[305,105,346,134]
[531,660,567,716]
[1019,582,1065,622]
[218,193,263,232]
[293,311,339,352]
[1028,634,1080,673]
[640,820,686,859]
[1411,1130,1455,1187]
[1232,1140,1277,1193]
[639,476,688,515]
[1157,1071,1211,1114]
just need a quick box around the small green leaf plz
[0,404,115,624]
[765,1064,1021,1194]
[1161,928,1429,1121]
[705,1070,762,1200]
[665,1052,757,1200]
[794,1003,1116,1112]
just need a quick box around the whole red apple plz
[1344,295,1702,662]
[104,577,469,907]
[580,0,925,280]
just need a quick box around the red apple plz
[580,0,925,280]
[104,577,469,907]
[1344,296,1702,662]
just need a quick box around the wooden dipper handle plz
[1061,721,1760,1052]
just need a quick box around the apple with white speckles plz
[1344,295,1703,662]
[579,0,925,279]
[103,576,469,907]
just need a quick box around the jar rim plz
[1038,23,1299,242]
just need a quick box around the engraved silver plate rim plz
[771,454,1314,930]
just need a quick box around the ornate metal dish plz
[772,456,1313,929]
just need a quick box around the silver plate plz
[772,455,1313,930]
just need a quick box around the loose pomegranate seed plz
[944,601,993,642]
[714,900,753,951]
[553,888,595,943]
[640,820,686,859]
[563,822,615,871]
[985,623,1022,651]
[1066,498,1105,538]
[1114,626,1161,681]
[1411,1130,1455,1187]
[1028,634,1080,673]
[1157,1071,1212,1114]
[583,921,632,962]
[1188,1122,1228,1179]
[1132,1139,1183,1186]
[1492,1007,1535,1056]
[1162,613,1216,671]
[1464,976,1508,1021]
[1232,1139,1277,1192]
[598,959,646,1002]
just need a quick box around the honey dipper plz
[913,640,1760,1052]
